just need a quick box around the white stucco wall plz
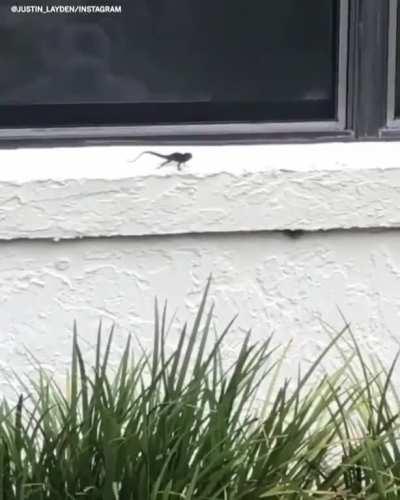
[1,141,400,395]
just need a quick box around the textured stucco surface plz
[2,141,400,397]
[1,142,400,239]
[1,229,400,397]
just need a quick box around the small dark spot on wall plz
[283,229,305,240]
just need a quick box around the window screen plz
[394,1,400,118]
[0,0,340,128]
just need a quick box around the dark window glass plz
[395,1,400,117]
[0,0,340,128]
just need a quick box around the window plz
[0,0,347,132]
[388,0,400,126]
[0,0,398,142]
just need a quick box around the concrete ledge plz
[0,141,400,240]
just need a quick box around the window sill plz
[0,141,399,240]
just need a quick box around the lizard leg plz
[157,159,172,168]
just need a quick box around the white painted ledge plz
[0,141,400,240]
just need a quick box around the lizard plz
[130,151,192,171]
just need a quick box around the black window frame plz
[0,0,398,146]
[385,0,400,135]
[351,0,391,140]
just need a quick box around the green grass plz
[0,281,400,499]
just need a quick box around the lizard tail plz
[128,152,146,163]
[129,151,166,163]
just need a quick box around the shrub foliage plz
[0,282,400,499]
